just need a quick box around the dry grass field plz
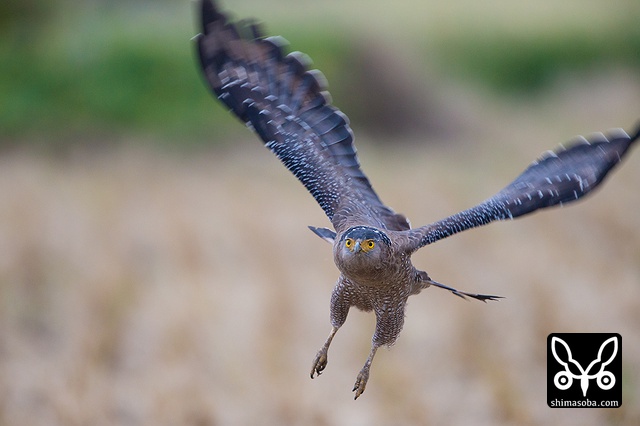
[1,71,639,425]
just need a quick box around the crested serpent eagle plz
[194,0,639,399]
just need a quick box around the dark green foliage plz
[1,1,638,149]
[431,28,640,94]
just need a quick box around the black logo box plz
[547,333,622,408]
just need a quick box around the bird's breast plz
[334,251,411,289]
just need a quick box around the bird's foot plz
[311,326,339,379]
[352,366,370,400]
[310,348,328,378]
[424,277,503,302]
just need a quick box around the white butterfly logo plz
[551,336,618,397]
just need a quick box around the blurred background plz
[1,0,639,424]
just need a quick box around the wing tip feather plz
[200,0,225,34]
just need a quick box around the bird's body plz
[195,0,639,399]
[333,226,416,343]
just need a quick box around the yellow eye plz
[345,238,353,249]
[360,239,375,252]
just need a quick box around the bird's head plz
[334,226,392,276]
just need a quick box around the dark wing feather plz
[401,126,639,251]
[195,0,409,233]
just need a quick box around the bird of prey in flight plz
[194,0,638,399]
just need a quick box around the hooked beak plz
[353,240,362,253]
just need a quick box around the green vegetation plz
[1,1,638,148]
[0,2,356,149]
[0,2,227,147]
[432,28,640,93]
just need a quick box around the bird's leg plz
[310,326,339,378]
[417,271,502,302]
[353,344,379,400]
[311,276,351,379]
[426,278,502,302]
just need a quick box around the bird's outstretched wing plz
[195,0,409,233]
[401,126,639,252]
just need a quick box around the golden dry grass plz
[1,75,639,425]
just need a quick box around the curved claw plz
[311,326,339,379]
[423,275,503,302]
[352,367,370,400]
[310,349,328,379]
